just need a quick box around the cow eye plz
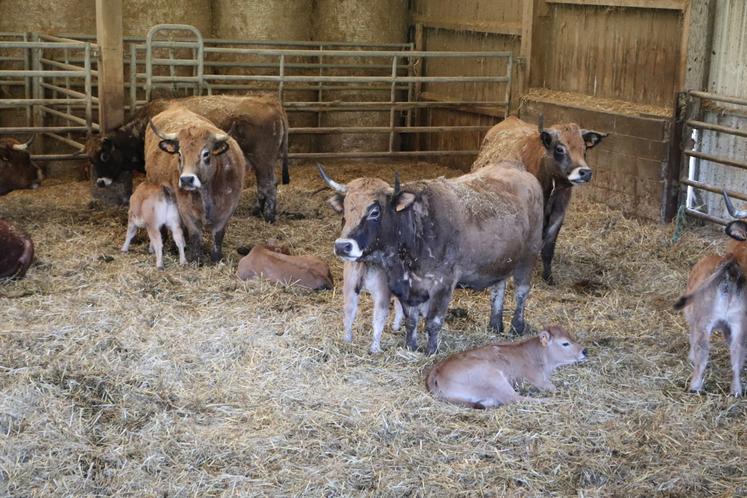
[555,145,566,156]
[202,149,211,161]
[367,206,380,220]
[562,342,570,347]
[100,152,109,162]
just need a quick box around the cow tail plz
[674,256,741,310]
[280,117,290,185]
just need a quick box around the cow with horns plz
[86,94,288,222]
[145,106,246,262]
[674,191,747,396]
[0,136,44,196]
[320,162,543,355]
[472,115,607,284]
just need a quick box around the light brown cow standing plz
[426,326,588,408]
[121,182,186,270]
[145,105,246,262]
[674,192,747,396]
[237,245,333,290]
[472,115,606,284]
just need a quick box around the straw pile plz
[1,161,746,496]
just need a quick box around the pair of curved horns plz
[317,163,403,197]
[11,134,34,151]
[723,190,747,219]
[148,118,178,141]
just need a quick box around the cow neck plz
[536,155,571,204]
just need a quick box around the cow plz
[426,326,588,408]
[145,105,246,263]
[237,244,333,290]
[0,136,44,196]
[322,172,404,353]
[86,94,289,222]
[319,161,544,355]
[121,182,186,270]
[673,191,747,396]
[472,115,607,284]
[0,219,34,279]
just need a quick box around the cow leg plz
[342,263,361,344]
[182,218,202,262]
[688,325,710,393]
[488,280,507,334]
[728,323,746,396]
[146,224,165,270]
[403,304,421,351]
[253,152,278,223]
[168,221,187,266]
[541,187,572,285]
[121,222,138,253]
[424,287,454,355]
[211,225,226,262]
[391,298,404,332]
[509,263,534,335]
[366,267,391,354]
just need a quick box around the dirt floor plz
[1,160,746,496]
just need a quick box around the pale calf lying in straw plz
[674,191,747,396]
[426,326,588,408]
[121,182,186,270]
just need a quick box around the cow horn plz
[393,172,401,196]
[317,163,347,194]
[537,114,545,133]
[213,132,228,142]
[723,190,747,219]
[148,118,178,141]
[11,134,35,151]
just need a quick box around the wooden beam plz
[518,0,534,99]
[545,0,686,10]
[411,15,522,36]
[95,0,124,133]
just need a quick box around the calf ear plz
[327,194,344,214]
[725,220,747,241]
[394,192,416,212]
[539,330,551,347]
[582,130,607,149]
[158,140,179,154]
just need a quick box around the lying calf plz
[237,245,333,290]
[0,219,34,278]
[426,326,587,408]
[121,182,186,270]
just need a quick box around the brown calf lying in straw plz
[0,219,34,278]
[426,326,588,408]
[121,182,186,270]
[237,245,333,290]
[674,192,747,396]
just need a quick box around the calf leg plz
[370,288,390,354]
[121,222,138,252]
[688,325,710,393]
[541,187,571,285]
[145,224,165,270]
[728,323,746,396]
[342,264,361,344]
[168,221,187,265]
[488,280,507,334]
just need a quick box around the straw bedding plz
[1,160,746,496]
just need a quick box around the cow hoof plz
[425,344,439,356]
[406,340,418,351]
[543,273,555,285]
[488,321,504,335]
[157,265,165,272]
[369,346,383,354]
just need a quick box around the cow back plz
[237,245,333,290]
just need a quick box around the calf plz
[121,182,186,270]
[426,326,588,408]
[472,116,606,284]
[145,105,246,262]
[0,136,44,196]
[320,161,543,355]
[674,191,747,396]
[237,245,333,290]
[0,219,34,279]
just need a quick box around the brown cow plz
[145,105,246,262]
[0,219,34,279]
[237,245,333,290]
[426,326,588,408]
[674,191,747,396]
[121,182,186,270]
[472,115,606,284]
[0,136,44,196]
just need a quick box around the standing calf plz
[674,191,747,396]
[121,182,186,270]
[426,326,588,408]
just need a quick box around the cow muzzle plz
[96,177,113,187]
[334,238,363,261]
[568,167,592,185]
[179,174,202,190]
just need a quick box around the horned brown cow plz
[472,115,606,284]
[0,136,44,196]
[426,326,588,408]
[674,192,747,396]
[0,219,34,279]
[145,105,246,262]
[237,245,333,290]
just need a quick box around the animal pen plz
[3,1,747,496]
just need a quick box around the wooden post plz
[518,0,534,109]
[95,0,124,133]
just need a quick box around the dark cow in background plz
[0,136,44,196]
[472,115,606,284]
[0,219,34,279]
[321,162,543,355]
[86,94,288,222]
[146,106,246,262]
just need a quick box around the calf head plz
[86,132,141,187]
[540,326,588,368]
[319,164,416,262]
[0,136,44,193]
[149,118,231,191]
[537,115,606,186]
[722,191,747,245]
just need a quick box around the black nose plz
[582,348,588,356]
[180,176,194,188]
[96,179,106,187]
[335,241,352,255]
[579,169,592,181]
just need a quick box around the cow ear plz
[726,220,747,241]
[394,192,416,212]
[539,330,551,347]
[159,140,179,154]
[212,140,229,156]
[327,194,344,214]
[582,130,607,149]
[540,130,556,150]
